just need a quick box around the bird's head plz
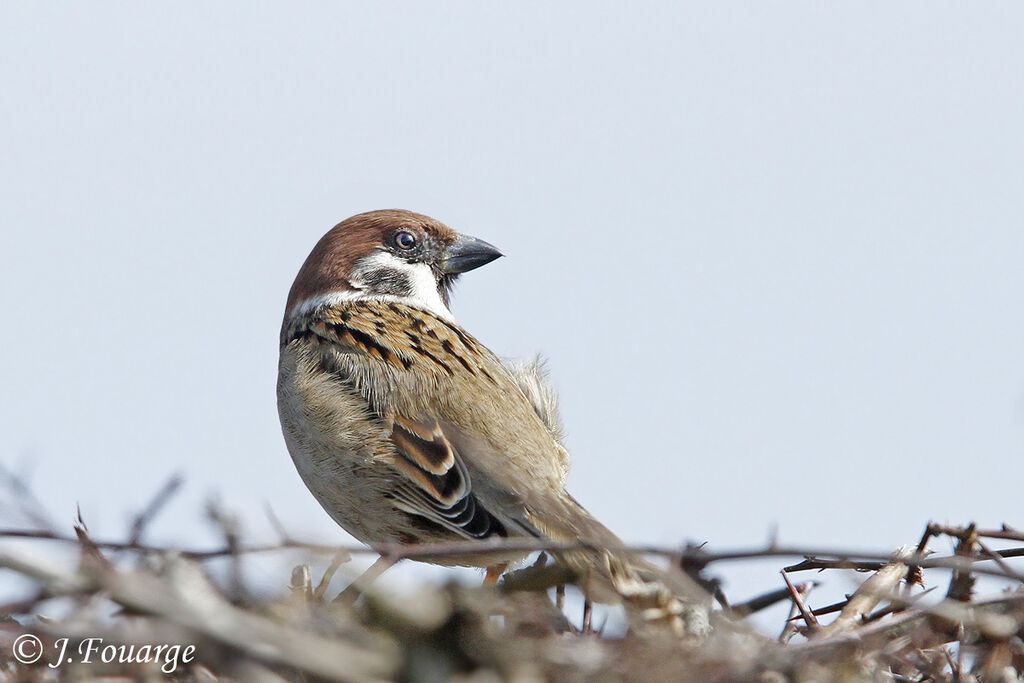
[285,209,503,321]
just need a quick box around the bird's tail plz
[524,493,711,637]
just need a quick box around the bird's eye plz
[393,231,417,250]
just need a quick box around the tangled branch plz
[0,472,1022,681]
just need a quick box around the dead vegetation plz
[1,471,1022,682]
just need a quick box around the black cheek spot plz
[361,268,413,297]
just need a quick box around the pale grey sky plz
[2,2,1023,610]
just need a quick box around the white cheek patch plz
[303,250,456,322]
[402,259,451,314]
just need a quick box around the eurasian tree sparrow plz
[277,210,707,630]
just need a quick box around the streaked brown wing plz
[387,416,506,539]
[303,301,531,540]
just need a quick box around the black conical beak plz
[441,234,503,274]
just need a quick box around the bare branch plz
[815,547,912,638]
[128,473,184,546]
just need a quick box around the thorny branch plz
[3,527,1023,584]
[0,474,1022,682]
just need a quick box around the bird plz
[277,209,708,631]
